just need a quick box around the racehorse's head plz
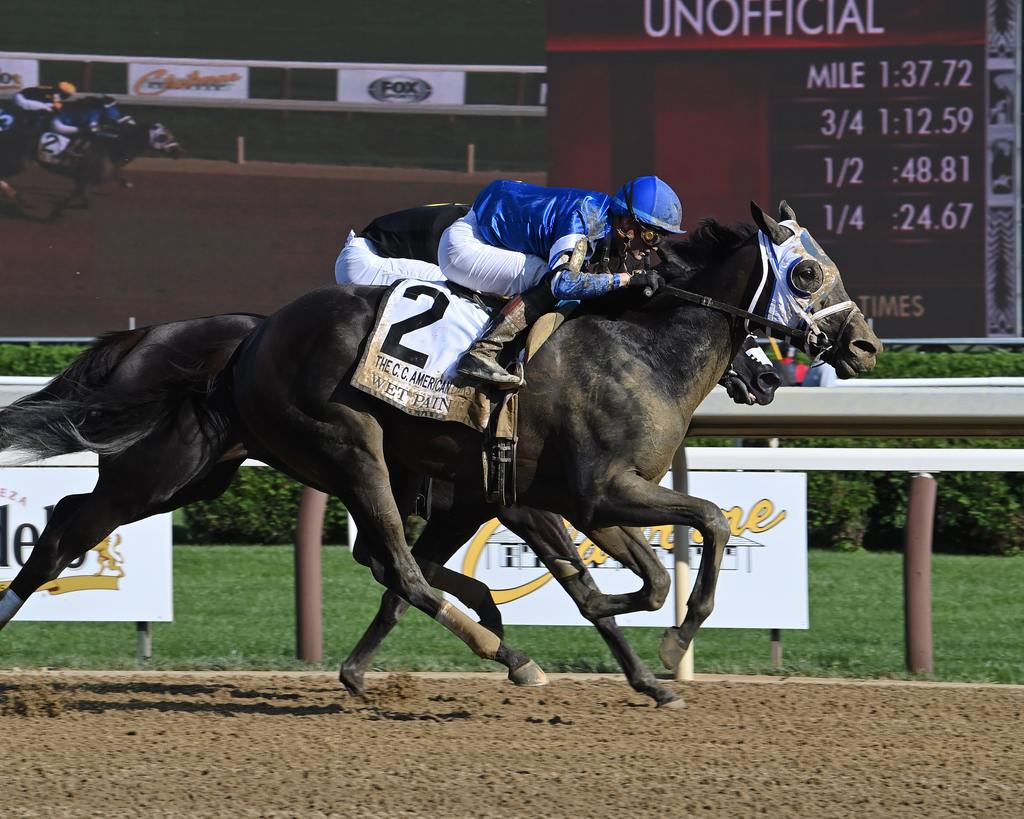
[750,201,881,378]
[148,123,184,158]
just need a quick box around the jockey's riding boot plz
[456,282,557,390]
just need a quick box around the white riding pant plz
[334,231,446,287]
[437,211,549,297]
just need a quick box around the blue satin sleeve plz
[551,271,625,300]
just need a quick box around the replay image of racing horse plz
[0,95,183,219]
[0,199,880,707]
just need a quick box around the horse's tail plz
[0,327,216,460]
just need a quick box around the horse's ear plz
[750,201,791,244]
[778,200,797,223]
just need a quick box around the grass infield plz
[1,547,1021,684]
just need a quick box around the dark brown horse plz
[0,307,777,708]
[227,201,879,699]
[0,201,876,707]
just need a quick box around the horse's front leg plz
[498,507,682,707]
[576,526,671,617]
[588,474,732,671]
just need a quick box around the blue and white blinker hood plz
[748,220,858,361]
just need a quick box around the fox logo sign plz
[367,76,433,103]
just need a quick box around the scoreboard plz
[547,0,1021,339]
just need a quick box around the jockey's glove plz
[627,271,665,294]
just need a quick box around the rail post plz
[295,486,326,662]
[135,621,151,663]
[672,446,694,681]
[903,472,936,675]
[770,628,783,668]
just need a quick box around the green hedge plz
[793,438,1024,556]
[2,343,1021,552]
[863,349,1024,379]
[182,468,348,545]
[793,346,1023,555]
[0,344,85,376]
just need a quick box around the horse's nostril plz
[757,372,782,391]
[852,338,879,356]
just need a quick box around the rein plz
[657,283,809,348]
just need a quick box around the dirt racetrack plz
[2,670,1021,818]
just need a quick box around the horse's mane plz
[658,218,757,284]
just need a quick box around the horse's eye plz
[789,260,823,295]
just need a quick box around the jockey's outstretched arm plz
[13,93,53,112]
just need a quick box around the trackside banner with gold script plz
[128,63,249,99]
[444,471,808,629]
[0,468,172,621]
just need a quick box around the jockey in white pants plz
[335,177,684,389]
[335,203,468,286]
[442,176,684,388]
[335,198,784,405]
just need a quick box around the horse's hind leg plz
[0,492,92,626]
[341,504,495,696]
[343,481,545,683]
[0,482,135,628]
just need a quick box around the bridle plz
[656,224,861,364]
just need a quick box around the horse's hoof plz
[658,626,686,671]
[508,660,548,687]
[339,666,366,697]
[658,696,688,711]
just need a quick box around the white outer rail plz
[0,51,546,117]
[2,448,1019,472]
[0,51,546,73]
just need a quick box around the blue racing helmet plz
[611,175,684,234]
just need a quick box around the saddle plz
[350,279,571,508]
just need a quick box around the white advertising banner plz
[0,58,39,93]
[0,468,172,622]
[443,471,808,629]
[128,63,249,99]
[338,69,466,106]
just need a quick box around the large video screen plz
[547,1,1020,339]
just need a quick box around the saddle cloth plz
[352,280,495,431]
[36,132,73,166]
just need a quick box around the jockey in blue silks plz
[439,175,684,388]
[50,103,101,137]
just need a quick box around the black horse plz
[0,103,182,217]
[0,203,879,706]
[224,201,880,700]
[0,291,780,706]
